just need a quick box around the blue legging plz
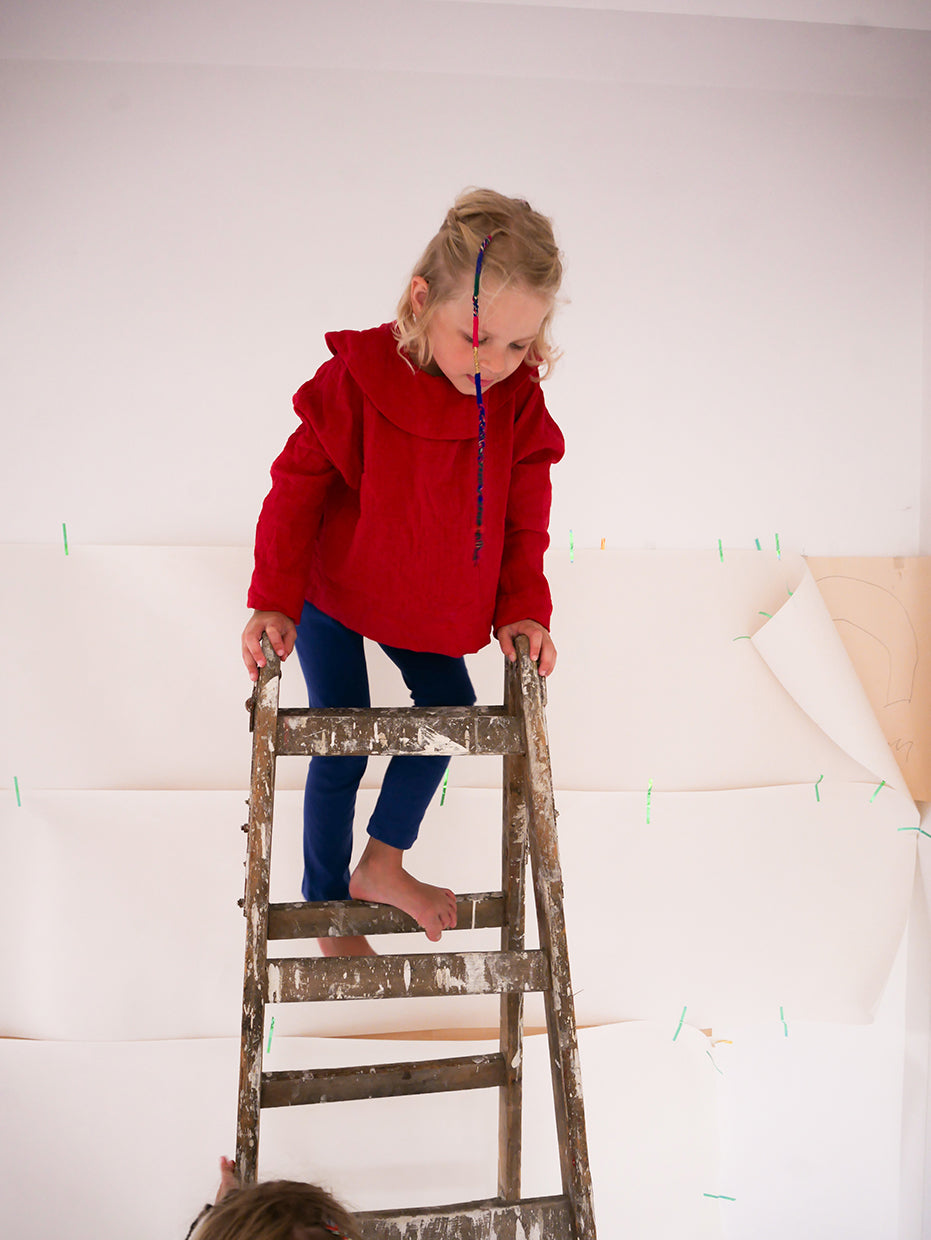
[294,601,476,901]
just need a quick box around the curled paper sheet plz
[806,556,931,800]
[542,550,919,1025]
[539,549,922,797]
[751,562,918,826]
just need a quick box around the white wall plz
[1,1,929,554]
[2,3,930,1237]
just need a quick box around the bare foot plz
[317,934,376,957]
[349,838,457,942]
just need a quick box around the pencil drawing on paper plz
[814,575,919,707]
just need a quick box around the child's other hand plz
[495,620,557,677]
[241,610,297,681]
[215,1155,241,1203]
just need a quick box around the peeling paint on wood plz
[355,1195,572,1239]
[417,725,468,754]
[498,649,527,1205]
[235,635,281,1186]
[513,636,596,1238]
[276,707,522,757]
[265,950,549,1003]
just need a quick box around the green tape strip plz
[898,827,931,840]
[14,776,22,807]
[780,1005,788,1037]
[62,522,69,556]
[775,532,781,558]
[646,779,653,825]
[704,1194,736,1202]
[814,774,823,802]
[673,1005,687,1041]
[266,1015,275,1053]
[717,539,724,562]
[754,538,762,551]
[870,780,886,803]
[440,768,449,807]
[569,529,574,563]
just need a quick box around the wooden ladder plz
[236,633,597,1239]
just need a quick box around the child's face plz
[410,276,551,396]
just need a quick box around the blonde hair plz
[191,1179,363,1240]
[394,188,563,378]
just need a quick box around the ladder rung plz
[261,1052,505,1108]
[356,1195,573,1238]
[267,892,506,940]
[266,950,550,1003]
[275,706,524,757]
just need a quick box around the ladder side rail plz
[498,652,528,1202]
[515,636,597,1239]
[235,635,282,1185]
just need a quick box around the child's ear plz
[410,276,429,317]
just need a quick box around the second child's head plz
[190,1178,363,1240]
[395,188,563,395]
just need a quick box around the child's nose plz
[479,344,506,375]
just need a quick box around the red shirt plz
[248,323,564,657]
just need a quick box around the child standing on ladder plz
[241,188,565,955]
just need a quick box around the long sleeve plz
[493,384,565,632]
[247,360,363,621]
